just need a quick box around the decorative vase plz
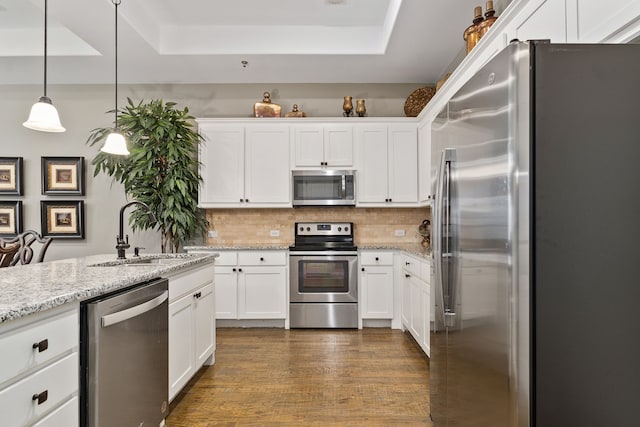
[342,96,353,117]
[356,99,366,117]
[285,104,307,118]
[254,91,282,118]
[477,1,498,38]
[463,6,484,54]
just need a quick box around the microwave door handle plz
[342,175,346,199]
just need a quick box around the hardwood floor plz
[166,328,432,426]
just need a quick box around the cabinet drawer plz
[0,352,78,427]
[359,251,393,266]
[0,308,78,386]
[401,255,421,277]
[214,251,238,266]
[238,251,286,266]
[169,264,215,301]
[32,395,78,427]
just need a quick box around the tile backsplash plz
[205,207,430,246]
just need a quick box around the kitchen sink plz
[88,255,194,268]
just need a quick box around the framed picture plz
[0,201,23,237]
[41,157,85,196]
[0,157,23,196]
[40,200,85,239]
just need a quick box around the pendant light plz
[23,0,65,133]
[101,0,129,155]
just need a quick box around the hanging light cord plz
[43,0,48,98]
[113,0,121,129]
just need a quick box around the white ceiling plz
[0,0,481,85]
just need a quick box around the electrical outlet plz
[394,229,406,237]
[270,229,280,237]
[207,230,218,238]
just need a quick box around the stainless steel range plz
[289,222,358,328]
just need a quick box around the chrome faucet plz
[116,201,155,259]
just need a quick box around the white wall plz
[0,82,423,260]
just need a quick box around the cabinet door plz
[324,126,354,167]
[360,265,394,319]
[401,271,411,328]
[238,266,287,319]
[214,266,238,319]
[569,0,640,42]
[169,294,195,400]
[357,126,389,204]
[194,283,215,366]
[388,126,418,204]
[421,282,431,356]
[409,276,426,343]
[507,0,567,43]
[198,126,245,206]
[294,126,325,167]
[245,126,291,206]
[418,121,432,205]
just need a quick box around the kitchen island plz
[0,253,218,427]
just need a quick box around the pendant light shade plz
[23,96,65,132]
[101,0,129,155]
[101,129,129,155]
[24,0,65,133]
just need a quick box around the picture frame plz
[40,200,85,239]
[0,157,23,196]
[0,201,23,237]
[41,156,85,196]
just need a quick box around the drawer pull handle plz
[32,390,48,405]
[32,339,49,353]
[194,292,202,299]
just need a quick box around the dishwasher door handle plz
[101,291,168,327]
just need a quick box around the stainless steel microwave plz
[292,170,356,206]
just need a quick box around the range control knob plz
[299,227,304,232]
[306,227,311,231]
[338,227,342,232]
[345,226,349,232]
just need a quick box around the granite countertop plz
[0,253,218,324]
[185,244,430,260]
[358,243,431,260]
[185,245,291,251]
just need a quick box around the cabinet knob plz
[32,339,49,353]
[405,274,411,278]
[361,267,365,272]
[32,390,48,405]
[375,257,379,261]
[245,199,249,203]
[194,291,202,299]
[389,198,392,202]
[260,257,264,261]
[240,198,243,202]
[238,268,243,272]
[405,262,410,266]
[232,268,237,272]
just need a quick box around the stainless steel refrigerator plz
[430,41,640,427]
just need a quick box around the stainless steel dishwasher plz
[80,277,169,427]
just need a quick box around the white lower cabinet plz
[168,263,216,401]
[359,251,394,319]
[0,305,79,427]
[201,250,288,320]
[400,253,430,356]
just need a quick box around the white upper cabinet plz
[198,122,291,208]
[356,124,418,207]
[567,0,640,42]
[293,124,354,168]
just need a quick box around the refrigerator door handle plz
[434,149,455,325]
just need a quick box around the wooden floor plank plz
[166,328,432,426]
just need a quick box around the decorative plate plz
[404,86,436,117]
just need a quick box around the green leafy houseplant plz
[87,98,208,253]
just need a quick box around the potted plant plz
[87,98,208,253]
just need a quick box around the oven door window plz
[298,260,349,293]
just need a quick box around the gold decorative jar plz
[477,1,498,38]
[463,6,484,54]
[343,96,353,117]
[285,104,307,118]
[356,99,367,117]
[254,91,282,118]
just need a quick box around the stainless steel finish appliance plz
[289,222,358,328]
[81,278,169,427]
[292,170,355,206]
[431,41,640,426]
